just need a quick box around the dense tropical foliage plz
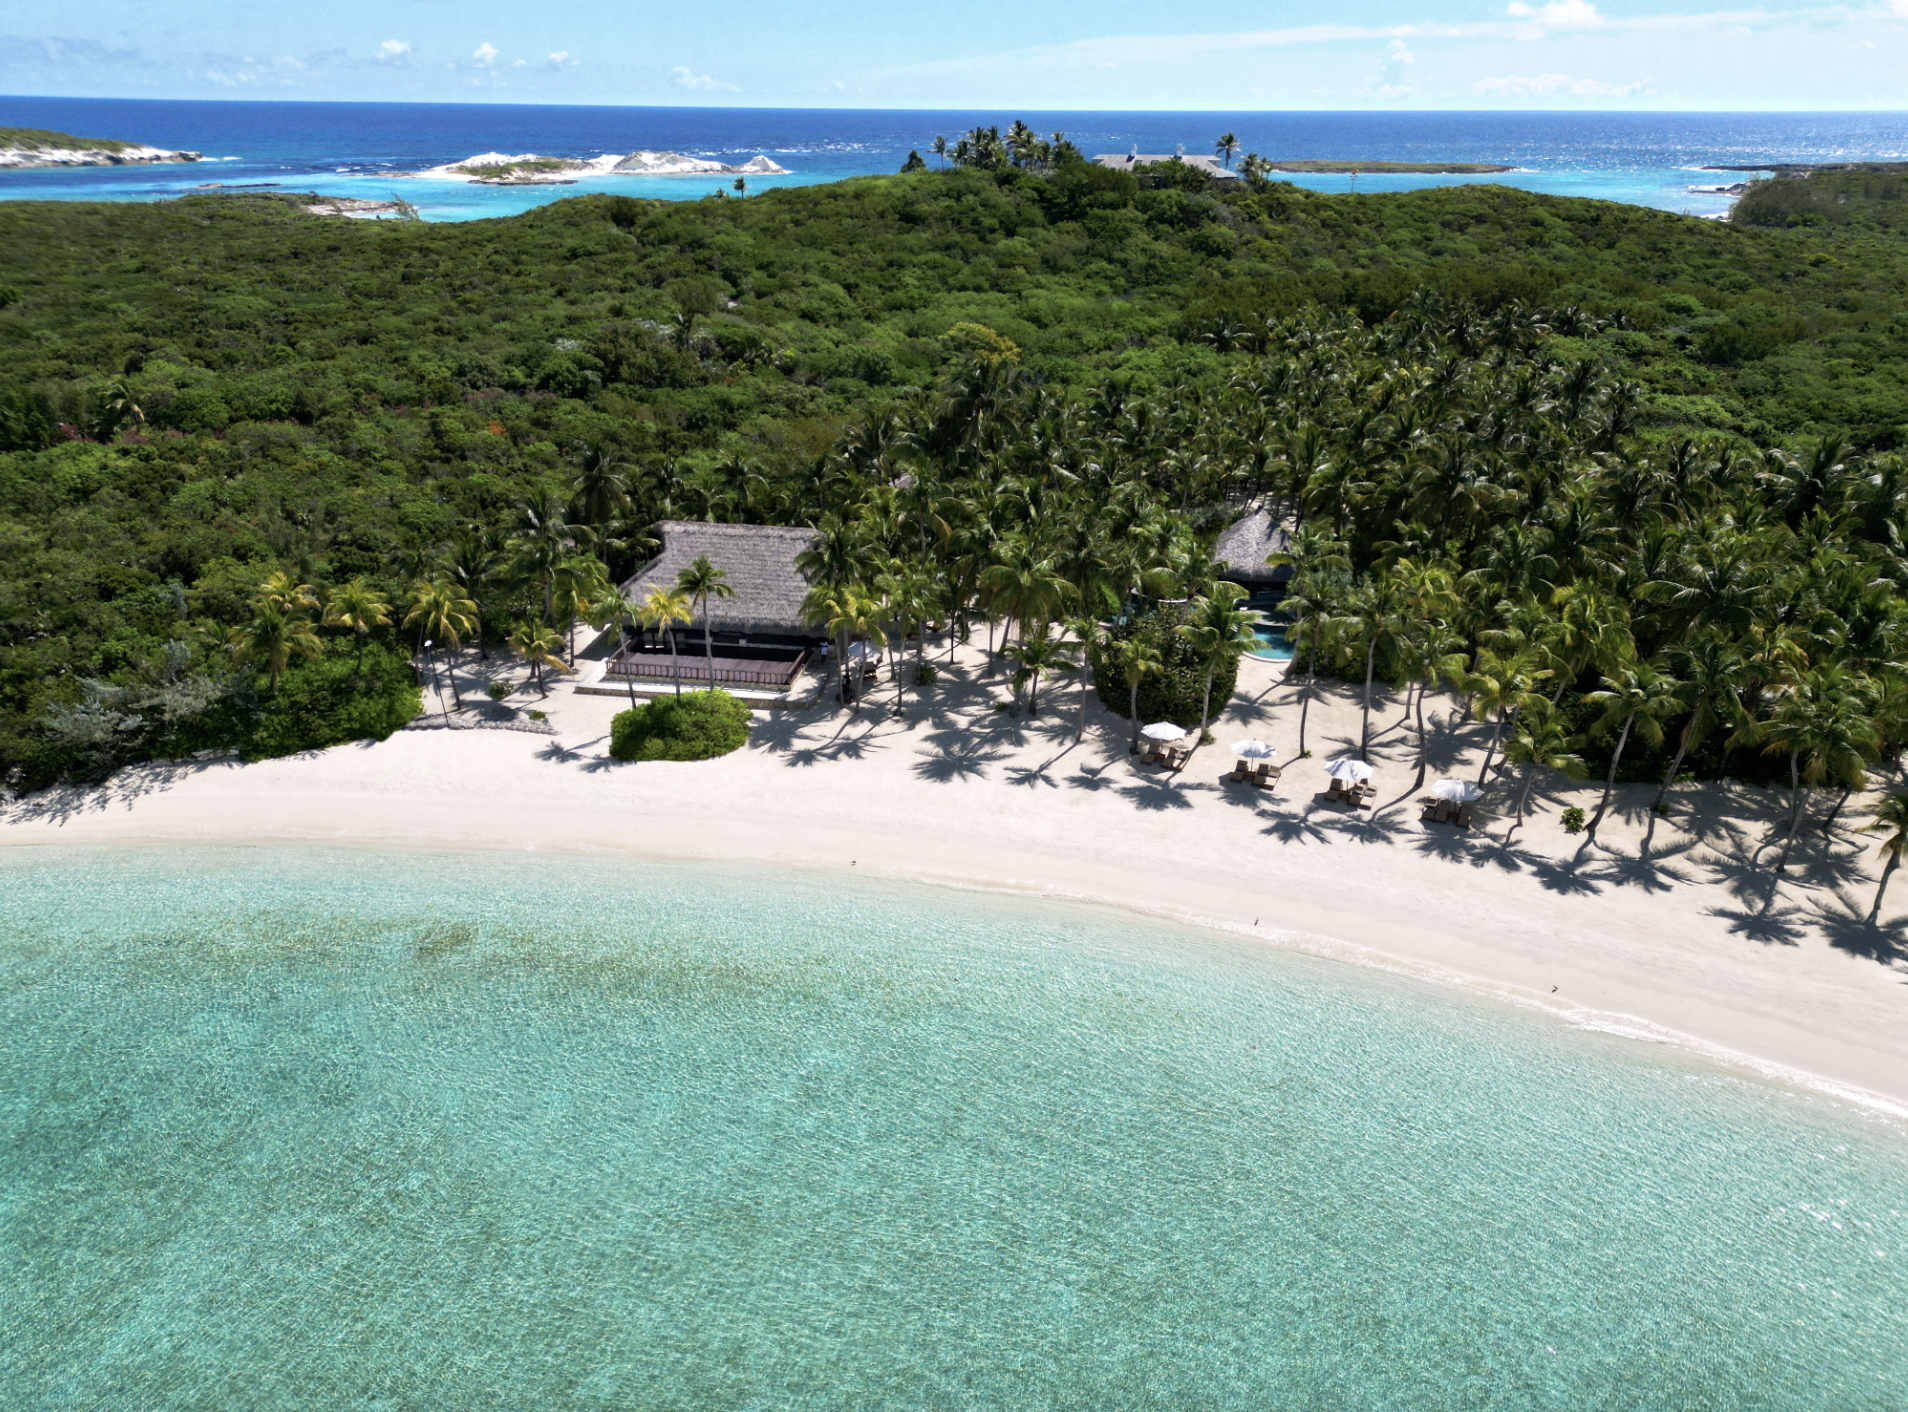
[4,150,1908,824]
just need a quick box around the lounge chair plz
[1454,801,1476,829]
[1326,777,1347,801]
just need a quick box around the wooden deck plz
[605,648,809,690]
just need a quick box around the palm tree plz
[1581,659,1681,838]
[583,583,641,707]
[1066,615,1112,743]
[509,621,569,696]
[675,554,736,689]
[1462,647,1551,787]
[1396,619,1468,791]
[1112,635,1164,753]
[639,585,694,698]
[1268,524,1351,757]
[1215,132,1239,169]
[1756,664,1880,872]
[569,444,633,531]
[255,571,319,617]
[549,554,611,664]
[1502,701,1587,837]
[931,135,948,168]
[1654,635,1751,810]
[1339,572,1409,761]
[443,527,500,660]
[404,578,479,709]
[228,601,322,693]
[322,578,392,679]
[1008,624,1074,716]
[1177,583,1258,743]
[1860,790,1908,923]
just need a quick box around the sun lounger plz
[1326,777,1347,800]
[1454,801,1476,829]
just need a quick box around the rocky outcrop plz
[0,143,202,171]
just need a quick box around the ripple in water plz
[2,844,1904,1409]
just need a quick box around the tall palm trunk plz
[1298,634,1319,756]
[1077,673,1091,743]
[1359,634,1377,761]
[1413,677,1430,790]
[1774,751,1805,871]
[1513,760,1540,830]
[1198,666,1216,743]
[1475,710,1508,787]
[1128,680,1142,752]
[1585,708,1635,836]
[1654,715,1700,811]
[1868,848,1900,923]
[701,596,716,689]
[668,628,681,698]
[1819,786,1852,835]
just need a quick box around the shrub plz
[1090,602,1239,731]
[485,680,512,702]
[608,689,750,762]
[1560,806,1586,834]
[238,642,420,761]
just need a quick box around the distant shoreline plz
[0,126,201,172]
[1264,160,1514,174]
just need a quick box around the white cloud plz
[547,50,576,70]
[1476,71,1646,95]
[1506,0,1604,25]
[472,42,498,66]
[670,65,733,91]
[1387,38,1416,63]
[377,39,409,60]
[550,50,569,64]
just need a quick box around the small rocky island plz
[418,150,789,185]
[0,127,202,171]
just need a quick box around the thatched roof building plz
[1093,151,1239,181]
[1212,509,1292,586]
[621,521,821,638]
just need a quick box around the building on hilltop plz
[1092,148,1239,182]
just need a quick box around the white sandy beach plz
[6,640,1906,1113]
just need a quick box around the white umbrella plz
[1141,721,1187,743]
[1431,778,1483,803]
[1325,756,1374,782]
[1230,739,1278,759]
[846,640,881,661]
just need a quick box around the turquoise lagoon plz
[2,844,1904,1409]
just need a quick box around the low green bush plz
[1090,601,1239,731]
[609,689,750,762]
[239,642,420,761]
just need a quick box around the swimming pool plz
[1249,621,1295,661]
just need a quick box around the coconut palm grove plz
[6,144,1908,877]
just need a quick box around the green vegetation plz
[608,688,751,761]
[1094,602,1242,734]
[5,141,1908,830]
[0,128,137,154]
[1731,168,1908,233]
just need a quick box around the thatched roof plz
[621,521,820,636]
[1213,509,1293,584]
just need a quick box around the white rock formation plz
[0,144,202,171]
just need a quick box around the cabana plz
[611,521,822,692]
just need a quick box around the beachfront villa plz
[1093,147,1240,181]
[611,520,822,691]
[1213,507,1293,593]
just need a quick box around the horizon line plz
[5,94,1908,117]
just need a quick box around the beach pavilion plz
[612,520,823,691]
[1213,507,1294,610]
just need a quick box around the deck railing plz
[605,649,808,690]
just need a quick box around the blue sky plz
[4,0,1906,108]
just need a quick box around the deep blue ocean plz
[3,96,1907,221]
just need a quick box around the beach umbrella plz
[1430,778,1484,803]
[1230,739,1278,759]
[1141,721,1187,742]
[1325,756,1374,782]
[846,640,880,661]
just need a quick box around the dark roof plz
[1212,509,1293,583]
[621,521,820,635]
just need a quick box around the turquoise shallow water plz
[2,845,1905,1409]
